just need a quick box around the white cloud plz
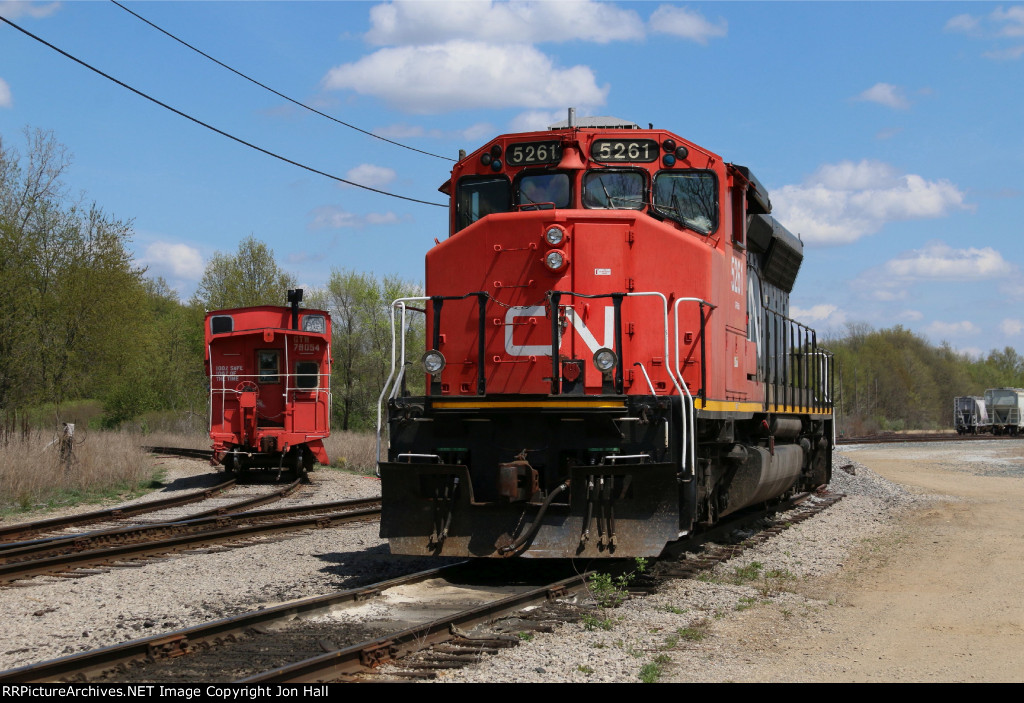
[0,78,10,109]
[790,304,839,324]
[772,160,967,245]
[508,109,566,133]
[365,1,645,46]
[899,309,924,322]
[882,242,1013,280]
[983,45,1024,61]
[136,241,204,280]
[927,320,981,338]
[992,6,1024,37]
[855,83,910,110]
[322,41,608,113]
[343,163,396,189]
[945,7,1024,58]
[945,13,980,34]
[1001,319,1024,336]
[649,5,727,44]
[0,1,59,19]
[852,242,1015,302]
[307,206,400,230]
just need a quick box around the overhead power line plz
[110,0,454,162]
[0,15,447,208]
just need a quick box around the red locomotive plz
[378,113,833,558]
[205,290,332,476]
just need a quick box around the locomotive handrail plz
[377,298,425,466]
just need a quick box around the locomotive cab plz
[378,114,833,558]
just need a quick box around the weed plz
[588,557,648,609]
[663,604,687,615]
[664,634,679,648]
[653,654,671,664]
[730,561,763,584]
[676,620,710,642]
[735,595,757,611]
[638,662,663,683]
[518,632,534,642]
[577,664,594,675]
[581,613,614,631]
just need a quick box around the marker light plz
[422,350,446,375]
[593,347,618,373]
[675,145,688,160]
[663,154,676,167]
[544,249,568,272]
[545,226,566,246]
[662,138,677,152]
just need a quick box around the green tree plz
[191,235,297,310]
[325,269,423,431]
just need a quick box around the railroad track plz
[0,494,380,586]
[145,446,215,461]
[836,432,1022,445]
[0,489,841,683]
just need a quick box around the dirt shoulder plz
[705,442,1024,682]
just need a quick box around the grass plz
[0,426,162,516]
[638,662,664,683]
[322,431,378,474]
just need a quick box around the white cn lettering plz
[504,305,615,357]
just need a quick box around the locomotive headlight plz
[544,226,566,246]
[544,249,568,272]
[422,350,446,375]
[593,347,618,373]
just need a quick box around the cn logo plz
[504,306,614,357]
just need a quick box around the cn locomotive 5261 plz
[378,113,833,558]
[205,290,332,477]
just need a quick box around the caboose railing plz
[208,369,331,437]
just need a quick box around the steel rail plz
[0,565,461,683]
[0,480,237,543]
[238,572,593,683]
[0,504,380,585]
[0,478,304,553]
[0,496,381,565]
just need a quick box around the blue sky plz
[1,1,1022,357]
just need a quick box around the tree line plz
[3,128,1022,436]
[0,128,420,433]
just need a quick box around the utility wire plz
[0,15,447,208]
[111,0,454,162]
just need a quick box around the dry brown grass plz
[0,427,158,514]
[322,431,378,474]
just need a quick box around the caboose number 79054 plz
[205,289,332,477]
[377,112,833,558]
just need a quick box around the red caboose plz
[378,114,833,558]
[205,290,332,476]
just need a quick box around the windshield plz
[583,171,645,210]
[652,170,717,234]
[456,176,511,231]
[517,173,571,210]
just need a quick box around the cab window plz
[516,172,571,210]
[455,176,511,232]
[583,170,645,210]
[652,170,718,234]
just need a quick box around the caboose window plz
[302,314,326,334]
[456,176,510,231]
[653,170,718,234]
[210,315,233,334]
[295,361,319,389]
[582,170,645,210]
[516,172,570,210]
[258,350,280,384]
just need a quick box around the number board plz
[506,141,562,166]
[591,139,658,163]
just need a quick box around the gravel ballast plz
[0,445,965,680]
